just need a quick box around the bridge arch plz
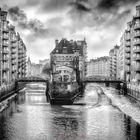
[15,76,50,101]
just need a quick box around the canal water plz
[0,83,140,140]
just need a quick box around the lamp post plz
[74,55,80,84]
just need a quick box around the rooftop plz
[51,38,86,55]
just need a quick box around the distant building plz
[87,56,110,78]
[30,63,42,76]
[27,57,31,76]
[50,38,87,82]
[117,5,140,83]
[27,57,43,76]
[0,9,26,88]
[39,59,50,66]
[17,33,26,79]
[109,45,120,79]
[117,32,127,80]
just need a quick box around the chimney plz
[55,39,59,46]
[136,5,140,17]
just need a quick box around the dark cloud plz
[67,0,137,32]
[97,0,139,11]
[7,0,138,37]
[8,6,27,21]
[23,0,72,13]
[69,0,91,12]
[0,0,139,62]
[21,0,91,13]
[8,6,62,39]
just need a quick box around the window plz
[63,49,67,53]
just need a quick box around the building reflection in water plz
[0,90,28,140]
[22,91,52,140]
[1,83,140,140]
[25,92,46,104]
[49,106,87,140]
[124,114,140,140]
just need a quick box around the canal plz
[0,83,140,140]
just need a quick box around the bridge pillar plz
[116,83,120,90]
[123,82,127,95]
[105,83,109,87]
[15,81,18,92]
[45,81,50,102]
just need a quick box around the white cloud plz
[1,0,139,63]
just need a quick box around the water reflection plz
[124,114,140,140]
[49,106,86,140]
[0,83,140,140]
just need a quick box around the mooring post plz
[15,80,18,92]
[117,83,120,90]
[123,82,127,95]
[105,82,109,87]
[45,81,49,102]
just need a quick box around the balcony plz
[125,34,130,41]
[125,60,131,65]
[3,50,9,54]
[12,61,16,65]
[2,35,9,40]
[134,14,140,19]
[125,54,130,59]
[2,57,8,61]
[11,51,16,54]
[125,68,130,73]
[2,78,8,84]
[11,38,17,43]
[2,42,9,47]
[18,56,23,60]
[134,40,140,45]
[23,55,27,58]
[11,56,16,60]
[3,67,9,72]
[134,24,140,30]
[125,48,130,53]
[134,32,140,38]
[133,56,140,61]
[125,41,131,47]
[22,65,26,69]
[18,52,23,55]
[134,66,140,71]
[11,45,16,49]
[12,69,16,73]
[2,27,9,33]
[18,59,23,63]
[18,47,23,50]
[133,48,140,53]
[125,29,130,33]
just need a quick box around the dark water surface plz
[0,83,140,140]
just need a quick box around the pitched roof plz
[51,38,85,55]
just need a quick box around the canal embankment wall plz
[0,83,26,113]
[126,83,140,102]
[109,82,140,102]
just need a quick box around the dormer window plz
[63,49,67,53]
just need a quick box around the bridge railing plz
[16,76,49,83]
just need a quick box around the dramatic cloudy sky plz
[0,0,140,63]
